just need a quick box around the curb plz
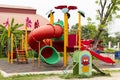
[1,68,120,77]
[0,70,72,77]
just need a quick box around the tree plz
[115,32,120,41]
[82,25,96,39]
[70,17,97,39]
[82,17,97,39]
[0,18,23,57]
[107,36,116,46]
[93,0,120,49]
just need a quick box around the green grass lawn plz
[0,73,54,80]
[0,71,111,80]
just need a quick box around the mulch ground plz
[0,58,120,73]
[0,58,64,73]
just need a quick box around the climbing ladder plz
[16,50,28,64]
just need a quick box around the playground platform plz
[0,58,120,77]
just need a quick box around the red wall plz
[0,7,36,14]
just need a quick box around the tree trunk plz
[92,29,103,50]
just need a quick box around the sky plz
[0,0,119,36]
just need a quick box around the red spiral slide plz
[28,24,63,64]
[28,24,63,52]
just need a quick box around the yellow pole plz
[8,24,10,37]
[50,12,54,24]
[49,12,54,46]
[78,12,81,50]
[11,34,13,64]
[63,13,68,67]
[25,26,28,57]
[21,35,24,50]
[38,42,40,68]
[8,24,10,63]
[66,14,68,46]
[76,29,78,46]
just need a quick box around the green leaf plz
[87,17,92,22]
[11,24,18,31]
[116,0,120,4]
[11,18,14,27]
[95,0,98,4]
[116,15,120,18]
[0,24,5,29]
[0,29,8,46]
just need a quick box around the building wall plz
[0,4,49,31]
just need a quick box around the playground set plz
[6,5,115,76]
